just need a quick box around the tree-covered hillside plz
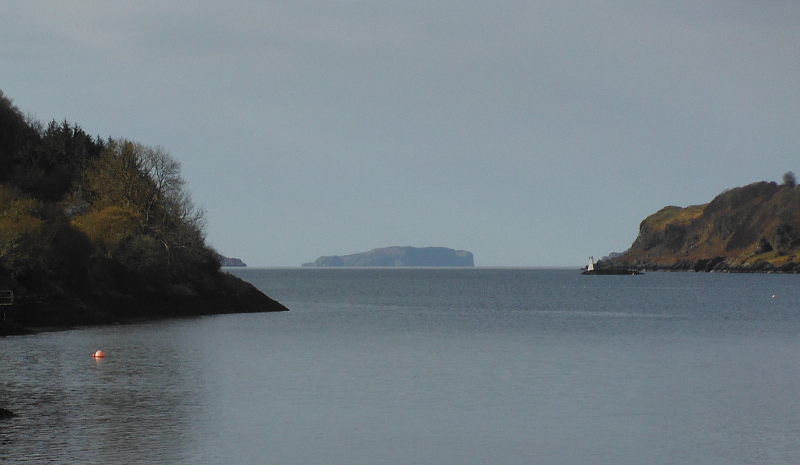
[0,90,285,331]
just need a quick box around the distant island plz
[219,255,247,267]
[598,174,800,273]
[303,246,475,267]
[0,90,286,336]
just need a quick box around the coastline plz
[623,259,800,273]
[0,273,288,337]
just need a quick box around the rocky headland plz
[303,246,475,267]
[0,270,287,336]
[600,177,800,273]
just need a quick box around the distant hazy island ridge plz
[599,174,800,273]
[304,246,474,267]
[219,255,247,267]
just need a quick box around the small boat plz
[581,257,642,275]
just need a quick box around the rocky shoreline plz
[0,273,288,337]
[604,258,800,273]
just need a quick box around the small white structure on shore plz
[587,256,595,272]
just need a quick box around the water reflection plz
[0,322,206,464]
[3,270,800,464]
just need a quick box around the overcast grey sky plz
[2,1,799,266]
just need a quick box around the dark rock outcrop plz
[0,408,14,419]
[303,246,475,267]
[0,321,36,337]
[3,272,288,333]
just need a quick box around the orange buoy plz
[92,350,105,358]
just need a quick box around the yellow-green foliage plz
[0,90,223,305]
[741,250,800,266]
[642,204,706,232]
[71,206,141,254]
[0,186,45,269]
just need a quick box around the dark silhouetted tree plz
[783,171,797,188]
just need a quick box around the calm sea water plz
[2,268,800,464]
